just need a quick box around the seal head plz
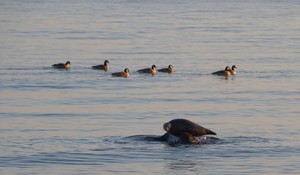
[163,119,216,137]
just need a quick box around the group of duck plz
[212,65,237,76]
[52,60,233,144]
[52,60,173,77]
[52,60,237,77]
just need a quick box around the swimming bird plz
[158,64,174,73]
[92,60,109,71]
[137,65,157,75]
[159,119,216,144]
[52,61,71,69]
[111,68,130,78]
[230,65,237,75]
[212,66,231,76]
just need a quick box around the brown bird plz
[230,65,237,75]
[212,66,231,76]
[111,68,130,78]
[92,60,110,71]
[158,64,174,73]
[52,61,71,69]
[137,65,157,75]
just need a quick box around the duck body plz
[111,68,130,78]
[92,60,109,71]
[212,66,231,76]
[137,65,157,75]
[230,65,237,75]
[52,61,71,69]
[158,64,174,73]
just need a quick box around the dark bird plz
[158,64,174,73]
[212,66,231,76]
[52,61,71,69]
[92,60,110,71]
[137,65,157,75]
[230,65,237,75]
[111,68,130,78]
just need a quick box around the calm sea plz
[1,0,300,174]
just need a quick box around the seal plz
[212,66,231,76]
[159,119,216,144]
[52,61,71,69]
[111,68,130,78]
[92,60,109,71]
[137,65,157,75]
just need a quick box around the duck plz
[137,65,157,75]
[52,61,71,69]
[158,64,174,73]
[230,65,237,75]
[92,60,109,71]
[111,68,130,78]
[212,66,231,76]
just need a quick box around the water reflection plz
[164,159,205,175]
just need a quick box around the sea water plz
[0,0,300,174]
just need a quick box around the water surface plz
[1,0,300,174]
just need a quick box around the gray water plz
[1,0,300,174]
